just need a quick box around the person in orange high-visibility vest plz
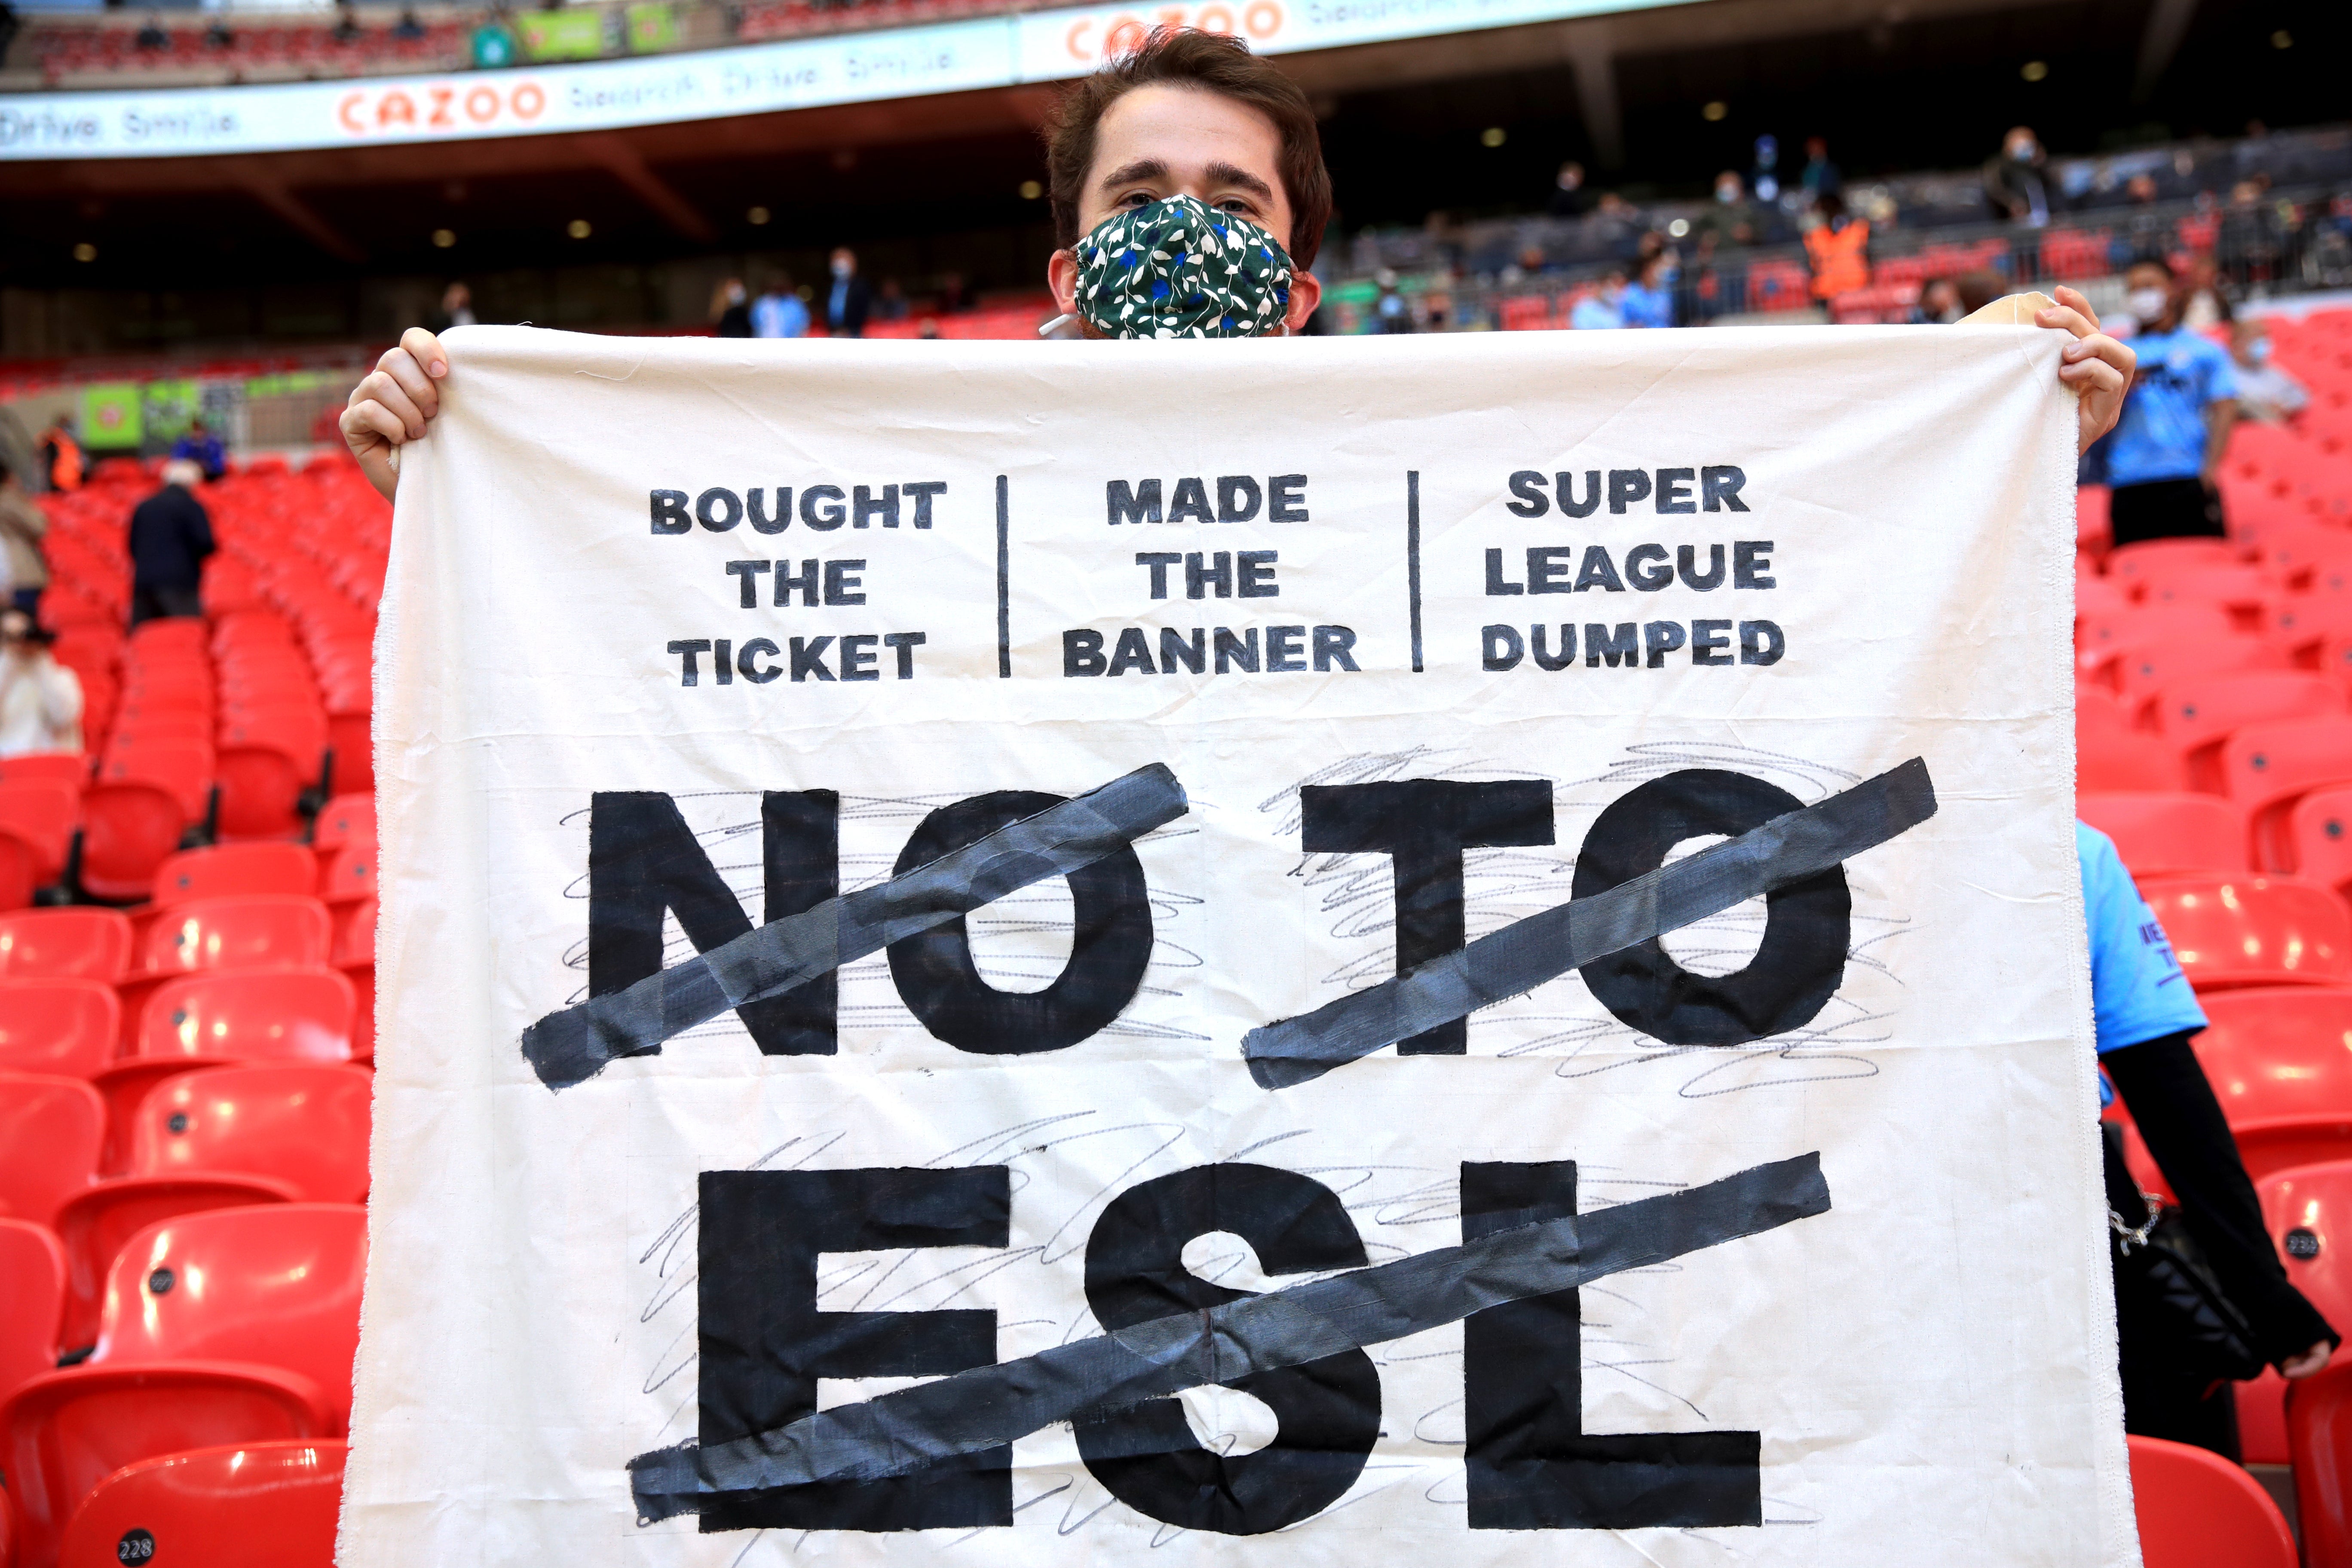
[1804,192,1870,301]
[37,417,82,493]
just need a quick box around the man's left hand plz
[2038,285,2135,455]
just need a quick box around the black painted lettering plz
[651,489,691,535]
[1678,544,1726,591]
[1691,619,1733,665]
[714,638,734,685]
[668,639,710,686]
[801,484,846,530]
[1108,478,1163,527]
[1626,544,1672,591]
[1160,627,1205,673]
[1186,552,1232,600]
[738,637,782,683]
[789,637,836,682]
[1136,551,1181,600]
[726,560,770,607]
[1217,475,1263,524]
[1528,546,1574,594]
[1483,624,1525,670]
[1586,623,1637,668]
[904,481,946,529]
[697,487,743,533]
[824,560,866,607]
[697,1167,1008,1532]
[1571,769,1848,1044]
[1702,466,1750,512]
[1266,625,1307,672]
[852,484,899,529]
[1608,470,1651,514]
[1214,627,1259,673]
[1642,622,1686,667]
[1655,468,1697,514]
[1740,620,1785,665]
[1733,541,1775,589]
[1107,628,1155,676]
[1168,477,1213,525]
[1487,549,1525,596]
[882,631,925,679]
[887,792,1154,1052]
[1237,551,1279,598]
[1507,470,1550,518]
[1064,628,1106,677]
[775,559,820,607]
[1313,625,1360,672]
[1268,474,1309,522]
[1299,781,1553,1054]
[1557,471,1602,518]
[839,634,879,681]
[1532,625,1574,670]
[748,487,791,534]
[1574,547,1625,593]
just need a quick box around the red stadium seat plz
[130,897,333,980]
[0,980,117,1077]
[147,842,318,908]
[2079,730,2185,793]
[0,754,86,791]
[125,1064,371,1203]
[2078,684,2135,733]
[2289,787,2352,900]
[0,834,35,915]
[2239,1158,2352,1462]
[0,1073,101,1226]
[2107,634,2290,715]
[2190,989,2352,1179]
[132,968,356,1065]
[2079,603,2241,670]
[0,909,131,983]
[310,794,372,859]
[332,896,375,1062]
[2153,672,2343,790]
[2138,876,2351,990]
[0,780,77,882]
[2079,793,2249,876]
[2217,719,2352,869]
[317,841,372,905]
[327,711,372,795]
[0,1205,364,1567]
[2127,1434,2296,1568]
[0,1220,64,1404]
[76,783,188,903]
[2290,1357,2352,1568]
[57,1439,347,1568]
[55,1177,297,1352]
[2105,536,2243,590]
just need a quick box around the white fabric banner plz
[345,325,2133,1567]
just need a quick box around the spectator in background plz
[1372,269,1411,333]
[1916,277,1963,324]
[1985,126,2051,227]
[937,271,970,313]
[1799,135,1841,200]
[874,279,911,322]
[1804,191,1869,302]
[751,274,808,339]
[128,460,214,627]
[825,248,872,337]
[2179,255,2230,332]
[1570,269,1626,329]
[0,459,49,618]
[135,12,168,49]
[1693,171,1758,248]
[393,7,426,40]
[0,611,82,759]
[1548,161,1591,218]
[1619,251,1675,328]
[2230,318,2309,423]
[171,417,226,481]
[709,278,753,338]
[2098,259,2238,545]
[432,282,477,331]
[1954,270,2007,316]
[37,415,81,493]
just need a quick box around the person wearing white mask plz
[0,609,83,759]
[2230,318,2309,423]
[2095,259,2239,546]
[824,248,871,339]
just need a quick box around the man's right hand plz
[342,327,448,503]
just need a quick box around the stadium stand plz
[2129,1433,2300,1568]
[55,1439,349,1568]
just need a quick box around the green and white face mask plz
[1072,194,1295,339]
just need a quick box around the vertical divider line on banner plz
[1406,469,1424,673]
[995,473,1012,679]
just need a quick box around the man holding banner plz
[337,28,2193,1568]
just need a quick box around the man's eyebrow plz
[1095,158,1170,191]
[1204,161,1277,202]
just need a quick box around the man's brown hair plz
[1041,27,1331,269]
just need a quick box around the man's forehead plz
[1091,86,1283,186]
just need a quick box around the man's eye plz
[1120,191,1155,208]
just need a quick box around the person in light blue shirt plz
[1617,253,1675,328]
[1570,269,1626,330]
[2099,259,2239,545]
[2079,821,2335,1457]
[750,276,808,340]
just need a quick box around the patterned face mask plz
[1072,194,1294,339]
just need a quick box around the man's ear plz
[1282,270,1322,334]
[1047,249,1082,320]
